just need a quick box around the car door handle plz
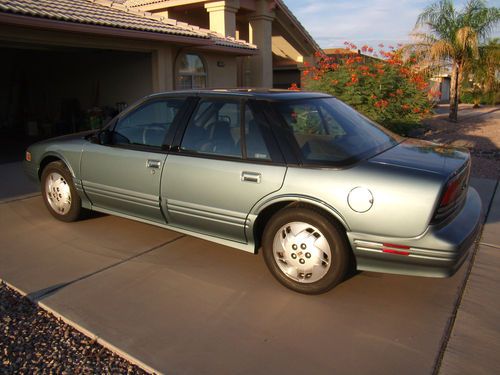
[241,171,261,184]
[147,159,161,169]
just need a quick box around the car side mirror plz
[89,130,112,145]
[89,133,100,144]
[99,130,112,145]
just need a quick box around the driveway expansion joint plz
[484,178,499,223]
[479,242,500,249]
[27,235,186,303]
[0,192,41,204]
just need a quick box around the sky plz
[284,0,500,49]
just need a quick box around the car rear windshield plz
[274,97,399,166]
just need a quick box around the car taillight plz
[431,159,470,225]
[25,151,32,162]
[432,161,470,224]
[439,174,462,207]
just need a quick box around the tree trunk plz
[449,62,460,122]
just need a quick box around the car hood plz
[34,130,97,146]
[369,139,469,176]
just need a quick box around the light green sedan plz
[24,90,482,294]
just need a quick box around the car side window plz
[181,100,242,158]
[113,99,184,147]
[244,105,271,161]
[283,104,326,135]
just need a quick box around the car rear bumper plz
[347,187,482,278]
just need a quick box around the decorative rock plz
[0,283,148,374]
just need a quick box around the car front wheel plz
[262,206,350,294]
[41,161,82,222]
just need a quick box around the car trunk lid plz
[369,138,469,176]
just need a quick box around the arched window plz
[175,53,207,90]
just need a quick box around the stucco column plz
[204,0,240,38]
[152,46,173,92]
[247,1,275,88]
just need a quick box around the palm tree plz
[413,0,499,121]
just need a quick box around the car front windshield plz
[274,97,400,165]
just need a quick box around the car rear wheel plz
[41,161,82,222]
[262,206,350,294]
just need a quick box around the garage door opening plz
[0,46,152,163]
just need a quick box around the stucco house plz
[0,0,319,147]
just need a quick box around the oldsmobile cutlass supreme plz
[24,90,482,294]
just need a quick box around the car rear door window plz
[244,105,271,161]
[181,100,242,158]
[113,99,184,147]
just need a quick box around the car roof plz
[148,89,331,101]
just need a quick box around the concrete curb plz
[0,278,163,375]
[0,192,41,204]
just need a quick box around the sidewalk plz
[439,180,500,374]
[422,105,500,180]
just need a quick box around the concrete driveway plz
[0,174,497,374]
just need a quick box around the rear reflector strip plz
[382,243,410,255]
[382,248,410,256]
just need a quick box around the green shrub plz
[460,90,475,104]
[460,88,499,105]
[480,91,500,105]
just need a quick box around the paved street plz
[0,163,498,374]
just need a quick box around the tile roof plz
[323,48,358,55]
[0,0,256,50]
[124,0,163,7]
[123,0,319,53]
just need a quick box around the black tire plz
[41,161,82,222]
[262,206,350,294]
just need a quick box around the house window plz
[176,53,207,90]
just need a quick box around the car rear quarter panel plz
[256,162,445,238]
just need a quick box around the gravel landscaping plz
[420,105,500,180]
[0,283,148,375]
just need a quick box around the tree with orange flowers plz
[298,44,436,135]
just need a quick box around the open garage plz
[0,45,152,162]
